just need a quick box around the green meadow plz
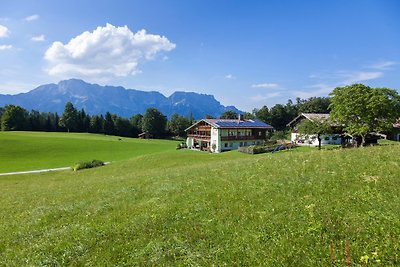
[0,131,178,173]
[1,132,400,266]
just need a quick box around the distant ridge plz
[0,79,242,119]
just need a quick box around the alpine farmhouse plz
[185,117,273,153]
[287,113,343,146]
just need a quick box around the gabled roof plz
[287,113,330,127]
[185,118,273,131]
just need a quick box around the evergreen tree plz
[59,102,78,132]
[103,112,114,135]
[219,110,238,119]
[89,115,103,133]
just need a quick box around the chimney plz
[237,113,243,123]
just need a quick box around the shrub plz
[72,160,105,171]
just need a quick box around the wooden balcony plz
[187,134,211,141]
[221,135,264,141]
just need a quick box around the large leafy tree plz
[254,105,270,123]
[59,102,78,132]
[1,105,29,131]
[329,84,400,146]
[168,113,191,137]
[142,108,167,138]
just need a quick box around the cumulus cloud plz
[0,44,12,50]
[25,14,40,21]
[0,24,9,38]
[31,34,45,42]
[44,23,176,79]
[251,83,279,89]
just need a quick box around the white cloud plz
[25,14,40,21]
[31,34,45,42]
[44,23,176,79]
[0,24,9,38]
[0,44,12,50]
[251,83,279,89]
[225,74,236,79]
[250,92,281,102]
[368,60,398,70]
[340,71,383,85]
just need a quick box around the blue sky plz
[0,0,399,111]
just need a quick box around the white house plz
[185,117,274,153]
[286,113,342,146]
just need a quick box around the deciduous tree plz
[142,108,167,138]
[1,105,29,131]
[329,84,400,146]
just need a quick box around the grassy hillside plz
[0,131,179,172]
[0,133,399,266]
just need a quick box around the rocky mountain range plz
[0,79,241,119]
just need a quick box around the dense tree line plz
[0,97,332,136]
[0,102,192,138]
[219,96,331,131]
[2,87,398,142]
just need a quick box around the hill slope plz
[0,133,399,266]
[0,79,241,118]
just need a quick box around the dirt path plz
[0,167,71,176]
[0,162,110,177]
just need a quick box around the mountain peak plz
[0,79,242,118]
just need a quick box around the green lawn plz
[0,132,400,266]
[0,131,179,172]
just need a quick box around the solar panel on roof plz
[213,119,272,128]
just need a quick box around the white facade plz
[291,133,341,146]
[187,126,265,153]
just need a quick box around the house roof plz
[286,113,330,127]
[185,118,273,131]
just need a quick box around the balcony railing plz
[187,134,211,140]
[221,135,263,141]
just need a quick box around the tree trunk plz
[361,134,365,147]
[317,133,321,150]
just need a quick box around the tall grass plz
[0,133,399,265]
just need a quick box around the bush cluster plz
[72,160,105,171]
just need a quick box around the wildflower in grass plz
[360,255,369,264]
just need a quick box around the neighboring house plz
[287,113,343,146]
[138,132,151,139]
[185,117,273,153]
[392,120,400,141]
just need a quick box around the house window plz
[224,143,228,148]
[240,142,243,147]
[244,142,247,146]
[229,142,233,147]
[324,136,330,141]
[332,136,338,140]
